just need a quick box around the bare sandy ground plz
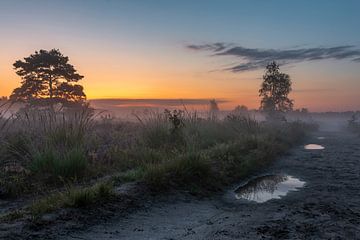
[63,130,360,240]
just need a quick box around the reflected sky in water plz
[304,144,325,150]
[235,175,305,203]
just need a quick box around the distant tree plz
[259,61,293,120]
[209,99,219,120]
[234,105,248,112]
[10,49,86,107]
[209,99,219,111]
[300,108,309,114]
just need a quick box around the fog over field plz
[91,99,357,132]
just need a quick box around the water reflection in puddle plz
[304,144,325,150]
[234,175,305,203]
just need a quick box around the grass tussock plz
[30,146,87,179]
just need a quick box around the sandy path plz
[64,130,360,240]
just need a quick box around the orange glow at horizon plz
[0,47,262,110]
[1,48,359,112]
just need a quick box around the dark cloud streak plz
[187,43,360,72]
[90,98,229,107]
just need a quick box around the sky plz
[0,0,360,111]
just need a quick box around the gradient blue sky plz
[1,0,359,111]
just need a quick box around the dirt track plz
[65,130,360,240]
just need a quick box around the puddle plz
[304,144,325,150]
[317,137,325,140]
[234,175,305,203]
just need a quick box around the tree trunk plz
[49,74,53,100]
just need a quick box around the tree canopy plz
[10,49,86,107]
[259,61,293,117]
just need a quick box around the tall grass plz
[1,105,94,182]
[30,146,87,179]
[0,105,316,198]
[121,110,316,193]
[142,152,212,191]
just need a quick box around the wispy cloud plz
[187,43,360,72]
